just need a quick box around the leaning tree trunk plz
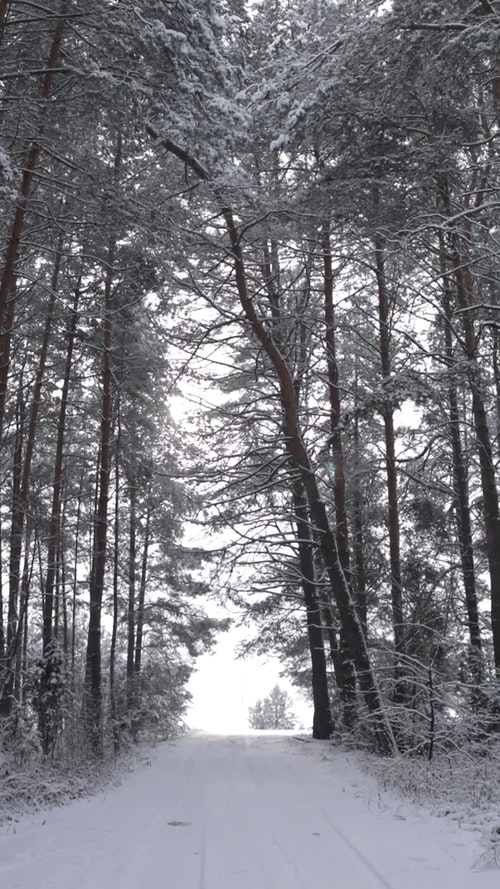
[260,215,338,736]
[149,130,397,754]
[0,0,11,44]
[292,477,333,740]
[0,2,69,442]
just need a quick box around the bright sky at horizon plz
[186,630,313,733]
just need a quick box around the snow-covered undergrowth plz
[0,745,147,825]
[0,760,90,821]
[363,741,500,870]
[369,744,500,817]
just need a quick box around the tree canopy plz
[1,0,500,763]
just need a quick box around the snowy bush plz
[31,642,68,757]
[367,733,500,823]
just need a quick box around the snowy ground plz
[0,731,499,888]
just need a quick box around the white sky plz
[186,630,313,733]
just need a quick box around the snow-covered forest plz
[1,0,500,773]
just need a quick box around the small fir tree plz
[248,684,297,730]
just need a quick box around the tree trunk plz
[351,375,368,633]
[42,284,78,651]
[84,268,114,750]
[292,477,333,739]
[322,226,350,573]
[438,236,483,681]
[322,225,358,726]
[373,233,406,697]
[0,388,24,714]
[0,3,69,441]
[321,602,346,694]
[126,479,137,707]
[84,149,121,749]
[71,474,84,680]
[13,521,33,703]
[134,490,152,674]
[0,514,4,661]
[0,0,11,41]
[438,178,500,674]
[84,133,122,750]
[31,272,77,744]
[109,414,121,750]
[0,233,65,718]
[492,328,500,458]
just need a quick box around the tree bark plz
[126,479,137,706]
[322,225,358,726]
[0,387,24,714]
[0,0,11,41]
[7,252,61,696]
[322,226,350,574]
[110,413,120,750]
[71,474,84,680]
[292,477,333,739]
[34,279,79,747]
[438,234,483,681]
[372,225,406,701]
[438,178,500,674]
[0,515,4,661]
[84,137,121,751]
[43,282,79,654]
[134,489,152,674]
[0,2,69,441]
[351,374,368,633]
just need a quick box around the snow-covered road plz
[0,732,497,888]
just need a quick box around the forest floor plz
[0,731,499,889]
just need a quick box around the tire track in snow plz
[235,736,393,889]
[321,818,396,889]
[1,733,493,889]
[196,733,389,889]
[277,741,396,889]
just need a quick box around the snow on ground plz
[0,731,498,889]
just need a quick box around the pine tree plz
[249,685,297,730]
